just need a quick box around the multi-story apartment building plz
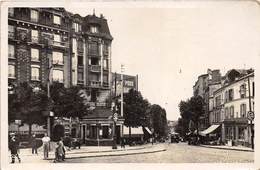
[193,69,221,131]
[8,8,123,146]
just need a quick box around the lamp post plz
[111,102,118,149]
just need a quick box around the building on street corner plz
[7,7,124,146]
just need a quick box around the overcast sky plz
[66,1,260,121]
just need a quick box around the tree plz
[122,89,149,136]
[50,83,89,118]
[148,104,168,138]
[8,82,48,136]
[177,96,205,138]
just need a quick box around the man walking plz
[31,134,38,154]
[41,133,50,159]
[9,133,21,163]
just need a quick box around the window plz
[224,91,228,102]
[78,56,83,66]
[8,8,14,17]
[103,74,108,83]
[31,48,39,61]
[78,72,84,81]
[8,45,15,58]
[54,34,61,42]
[31,66,40,80]
[228,89,234,101]
[238,127,245,140]
[230,106,234,118]
[8,25,15,38]
[53,15,61,25]
[240,104,246,118]
[89,42,99,54]
[215,95,221,107]
[52,51,63,65]
[31,30,38,42]
[73,22,81,32]
[8,65,15,78]
[52,69,63,83]
[30,9,39,22]
[89,58,99,65]
[225,107,229,119]
[103,59,108,69]
[90,26,98,33]
[240,84,246,98]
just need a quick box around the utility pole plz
[247,77,254,150]
[121,64,124,117]
[112,72,117,149]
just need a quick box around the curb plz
[199,145,254,152]
[18,145,152,157]
[49,148,167,160]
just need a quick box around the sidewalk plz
[199,144,254,152]
[9,143,166,163]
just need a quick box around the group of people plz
[9,133,66,163]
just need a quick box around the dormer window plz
[90,26,98,33]
[73,22,81,32]
[53,15,61,25]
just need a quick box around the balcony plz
[90,65,101,72]
[53,41,69,48]
[8,74,16,79]
[29,36,39,44]
[31,76,40,81]
[89,80,101,88]
[77,79,84,85]
[52,78,64,83]
[8,54,15,59]
[31,57,40,62]
[103,82,109,87]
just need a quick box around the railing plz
[8,31,15,39]
[31,57,40,62]
[90,65,101,72]
[53,40,69,48]
[103,82,109,87]
[89,80,101,87]
[8,74,16,78]
[29,36,39,43]
[77,79,84,84]
[52,60,64,65]
[8,54,15,59]
[52,78,64,83]
[31,76,40,81]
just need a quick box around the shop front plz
[80,108,124,146]
[222,118,251,147]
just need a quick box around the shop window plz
[102,126,109,139]
[238,127,245,140]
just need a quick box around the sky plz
[66,1,260,121]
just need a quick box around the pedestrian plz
[53,139,65,163]
[31,133,38,154]
[9,133,21,163]
[41,133,50,160]
[120,137,125,148]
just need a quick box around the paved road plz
[65,143,254,163]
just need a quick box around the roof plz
[83,108,114,119]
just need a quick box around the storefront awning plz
[199,124,220,136]
[144,127,152,134]
[123,126,144,135]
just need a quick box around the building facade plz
[8,8,123,145]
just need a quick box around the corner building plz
[8,8,123,146]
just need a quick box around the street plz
[65,143,254,163]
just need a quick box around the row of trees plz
[8,82,89,136]
[175,96,205,137]
[117,89,168,138]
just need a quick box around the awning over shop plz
[199,124,220,136]
[123,126,144,136]
[144,127,152,134]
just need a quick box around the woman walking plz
[9,133,21,163]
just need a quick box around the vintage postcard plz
[1,1,259,170]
